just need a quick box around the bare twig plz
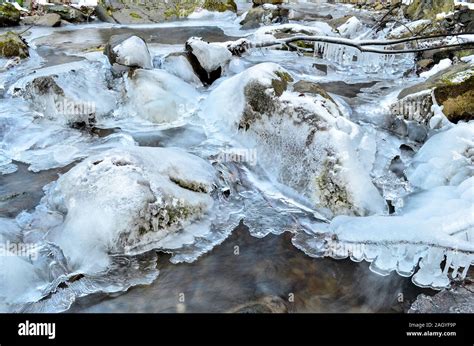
[250,32,474,55]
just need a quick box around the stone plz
[21,14,62,27]
[45,5,87,23]
[0,3,20,27]
[185,37,232,85]
[202,0,237,13]
[0,31,28,59]
[104,34,153,70]
[396,63,474,124]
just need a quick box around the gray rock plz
[409,283,474,313]
[240,5,289,29]
[45,5,87,23]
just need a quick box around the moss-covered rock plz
[404,0,454,20]
[202,0,237,13]
[0,31,28,59]
[293,80,334,103]
[395,63,474,124]
[240,5,288,29]
[0,3,20,27]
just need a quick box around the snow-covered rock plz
[104,35,153,70]
[407,122,474,190]
[185,37,232,84]
[160,52,202,86]
[122,69,200,124]
[11,61,117,127]
[337,16,364,38]
[202,63,385,217]
[42,147,216,272]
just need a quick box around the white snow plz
[122,69,200,124]
[112,36,153,69]
[337,16,364,39]
[407,122,474,190]
[186,37,232,72]
[420,58,452,79]
[42,146,215,272]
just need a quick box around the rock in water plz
[12,62,118,127]
[240,5,289,29]
[185,37,232,85]
[44,5,86,23]
[161,52,202,86]
[0,31,28,59]
[202,63,385,217]
[105,35,153,70]
[202,0,237,12]
[104,34,153,70]
[43,147,215,271]
[123,69,200,123]
[21,14,62,27]
[393,63,474,125]
[0,3,20,27]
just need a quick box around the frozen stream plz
[0,8,472,313]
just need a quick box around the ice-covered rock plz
[337,16,364,38]
[160,52,202,86]
[122,69,200,124]
[11,61,117,127]
[185,37,232,85]
[42,146,216,272]
[407,122,474,190]
[202,63,385,217]
[393,62,474,125]
[104,34,153,71]
[239,5,289,30]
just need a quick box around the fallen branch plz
[250,32,474,55]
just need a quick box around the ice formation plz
[122,69,200,124]
[202,63,386,217]
[185,37,232,73]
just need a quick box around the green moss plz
[129,12,142,19]
[0,31,28,58]
[272,70,293,97]
[0,3,20,26]
[315,157,353,216]
[202,0,237,12]
[163,0,200,19]
[405,0,454,20]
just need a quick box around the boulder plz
[43,146,215,269]
[393,63,473,124]
[409,283,474,313]
[202,63,385,217]
[104,34,153,70]
[0,31,28,59]
[185,37,232,85]
[45,5,87,23]
[160,52,202,86]
[253,0,283,5]
[13,62,117,127]
[123,69,200,124]
[240,5,289,29]
[202,0,237,13]
[0,3,20,27]
[404,0,454,20]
